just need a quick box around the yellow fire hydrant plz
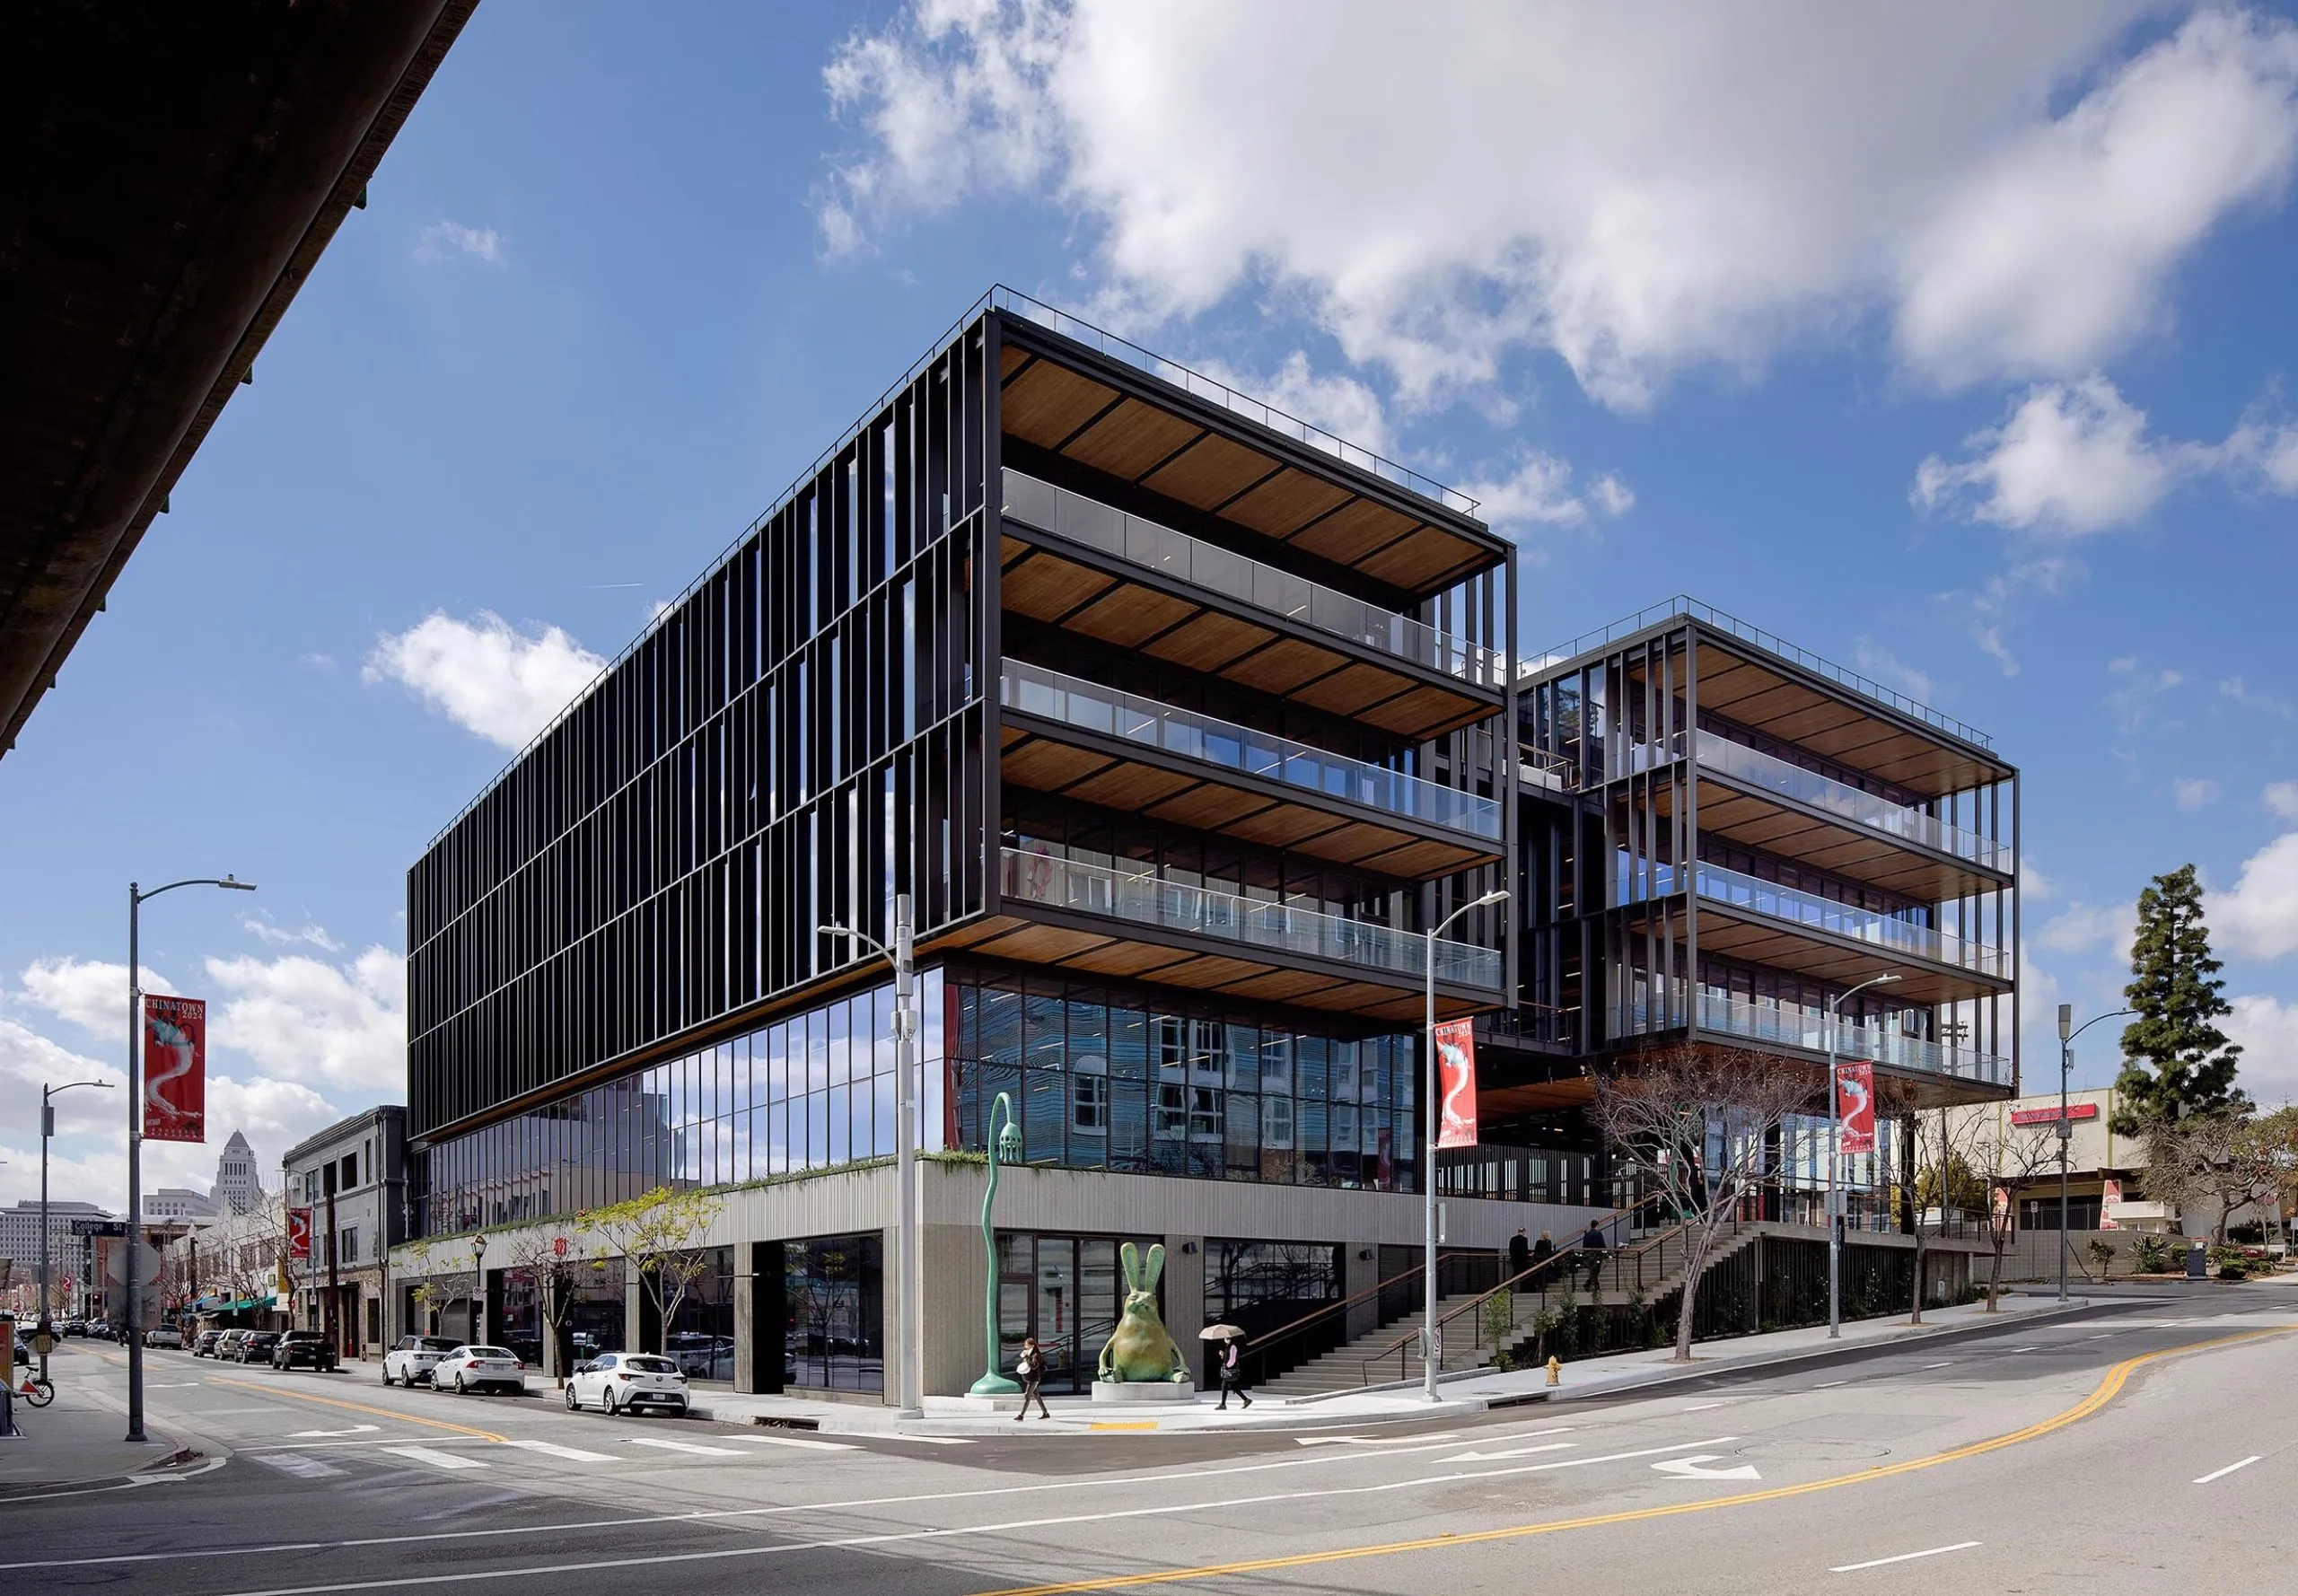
[1546,1355,1562,1388]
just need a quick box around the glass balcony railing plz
[1001,468,1505,690]
[1622,994,2012,1087]
[1691,861,2012,978]
[1000,661,1502,841]
[1000,846,1503,988]
[1610,732,2008,869]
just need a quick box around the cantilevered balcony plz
[1690,992,2013,1089]
[999,661,1502,879]
[939,846,1502,1022]
[999,469,1503,741]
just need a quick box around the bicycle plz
[14,1373,54,1407]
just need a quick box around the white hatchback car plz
[433,1345,526,1396]
[564,1352,689,1416]
[382,1334,464,1387]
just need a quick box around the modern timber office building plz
[398,290,2020,1399]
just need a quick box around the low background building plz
[285,1107,409,1358]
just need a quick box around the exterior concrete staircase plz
[1258,1220,1776,1399]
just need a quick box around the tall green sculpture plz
[969,1092,1023,1397]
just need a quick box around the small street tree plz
[1964,1114,2060,1310]
[503,1223,601,1381]
[1592,1044,1812,1362]
[2113,864,2246,1135]
[401,1236,477,1338]
[2142,1109,2285,1242]
[583,1185,720,1356]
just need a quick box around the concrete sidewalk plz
[0,1378,202,1498]
[685,1290,2117,1437]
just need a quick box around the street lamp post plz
[39,1079,114,1381]
[821,895,921,1418]
[1424,886,1508,1402]
[470,1232,487,1346]
[2057,1004,2132,1303]
[1827,972,1900,1339]
[125,873,256,1443]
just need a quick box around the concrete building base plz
[925,1393,1022,1414]
[1093,1380,1195,1403]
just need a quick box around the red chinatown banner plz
[2099,1178,2123,1232]
[1434,1018,1479,1149]
[287,1207,312,1261]
[1836,1062,1876,1155]
[141,995,207,1144]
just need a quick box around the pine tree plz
[2110,864,2245,1135]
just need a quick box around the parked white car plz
[433,1345,526,1396]
[564,1352,689,1416]
[382,1334,466,1387]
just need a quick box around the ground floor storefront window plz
[783,1233,882,1393]
[1202,1241,1342,1386]
[996,1231,1162,1393]
[665,1247,735,1381]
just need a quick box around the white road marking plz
[1918,1361,1955,1370]
[1651,1454,1761,1480]
[1442,1442,1574,1463]
[1812,1379,1850,1389]
[2194,1456,2262,1485]
[626,1437,753,1457]
[875,1434,973,1445]
[377,1446,490,1472]
[253,1453,346,1480]
[502,1440,617,1463]
[1681,1401,1728,1411]
[1297,1430,1477,1447]
[290,1425,380,1438]
[1830,1540,1980,1573]
[737,1434,858,1451]
[2004,1346,2036,1353]
[139,1437,1751,1596]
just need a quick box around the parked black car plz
[236,1330,283,1364]
[193,1329,225,1357]
[271,1330,338,1372]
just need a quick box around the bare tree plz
[2144,1109,2285,1241]
[401,1236,478,1338]
[1973,1119,2060,1309]
[1592,1044,1815,1362]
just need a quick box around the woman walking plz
[1216,1336,1252,1410]
[1013,1336,1051,1421]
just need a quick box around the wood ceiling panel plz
[1217,635,1346,696]
[972,922,1119,964]
[1218,969,1354,1004]
[1145,611,1285,674]
[1289,661,1410,718]
[1061,399,1206,482]
[1355,528,1485,592]
[1358,683,1487,737]
[1222,469,1353,539]
[1000,344,1031,379]
[1064,762,1202,811]
[1225,804,1355,850]
[1153,952,1272,989]
[1001,739,1118,793]
[1001,553,1120,622]
[1284,498,1417,566]
[1363,836,1491,876]
[1065,584,1200,648]
[1141,782,1278,831]
[1139,433,1278,508]
[1057,940,1199,979]
[1001,361,1121,449]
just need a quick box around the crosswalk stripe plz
[502,1439,618,1463]
[736,1434,859,1452]
[253,1452,346,1479]
[379,1445,490,1471]
[627,1437,752,1457]
[877,1434,973,1445]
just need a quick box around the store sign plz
[141,995,208,1144]
[1836,1062,1876,1156]
[287,1207,312,1261]
[2010,1102,2100,1127]
[1434,1018,1479,1149]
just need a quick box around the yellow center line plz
[206,1377,508,1443]
[978,1327,2294,1596]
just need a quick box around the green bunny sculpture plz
[1096,1241,1189,1384]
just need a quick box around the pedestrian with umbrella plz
[1201,1324,1251,1410]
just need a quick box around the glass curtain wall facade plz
[782,1232,883,1393]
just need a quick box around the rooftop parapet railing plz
[1000,846,1504,989]
[1000,661,1502,841]
[1003,469,1506,691]
[1520,595,1995,752]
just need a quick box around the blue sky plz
[6,2,2298,1215]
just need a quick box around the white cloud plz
[415,221,508,267]
[17,957,175,1038]
[2224,994,2298,1107]
[1455,448,1635,532]
[2265,780,2298,820]
[364,611,606,751]
[1850,640,1936,706]
[1895,8,2298,386]
[241,916,344,953]
[1195,350,1395,457]
[204,947,407,1098]
[2219,676,2298,720]
[821,4,2298,408]
[2105,655,2184,737]
[1913,377,2187,533]
[2037,900,2134,960]
[2216,830,2298,960]
[2174,777,2220,810]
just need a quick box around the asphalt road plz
[7,1293,2294,1596]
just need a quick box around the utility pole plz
[2057,1005,2132,1302]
